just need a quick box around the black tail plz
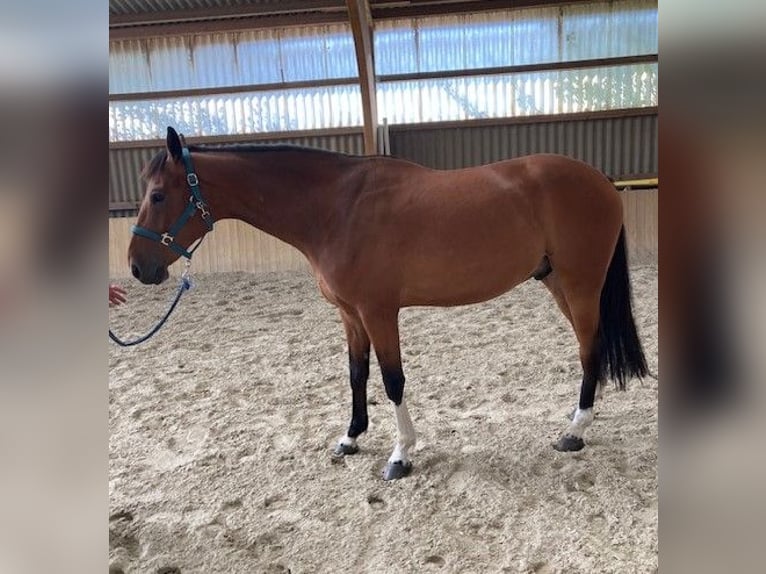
[596,226,648,389]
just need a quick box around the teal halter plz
[131,147,214,259]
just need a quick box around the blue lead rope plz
[109,275,192,347]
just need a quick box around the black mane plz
[143,143,356,180]
[188,143,350,156]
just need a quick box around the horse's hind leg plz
[334,309,371,456]
[542,272,573,326]
[543,272,606,403]
[554,288,603,452]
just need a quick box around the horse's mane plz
[189,143,348,156]
[142,144,356,180]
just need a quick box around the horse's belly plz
[400,252,537,307]
[397,212,544,306]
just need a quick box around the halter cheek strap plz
[131,147,214,259]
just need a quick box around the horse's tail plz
[596,226,648,389]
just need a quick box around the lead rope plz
[109,260,193,347]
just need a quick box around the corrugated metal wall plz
[388,111,657,177]
[109,1,658,141]
[109,24,358,94]
[374,1,657,75]
[110,146,161,216]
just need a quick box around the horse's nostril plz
[131,264,141,280]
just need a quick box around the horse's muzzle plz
[131,261,169,285]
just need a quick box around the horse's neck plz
[206,151,356,257]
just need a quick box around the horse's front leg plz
[361,308,416,481]
[334,309,371,456]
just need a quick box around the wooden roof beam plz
[346,0,378,155]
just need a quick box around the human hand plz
[109,284,127,306]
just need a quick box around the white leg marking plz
[565,407,594,439]
[338,435,357,449]
[388,399,416,464]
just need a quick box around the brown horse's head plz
[128,127,211,284]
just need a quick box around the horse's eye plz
[151,191,165,205]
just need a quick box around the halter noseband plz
[131,147,214,259]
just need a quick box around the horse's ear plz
[166,127,183,162]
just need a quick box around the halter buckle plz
[160,232,174,246]
[187,173,199,187]
[196,201,211,219]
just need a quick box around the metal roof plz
[109,1,589,30]
[109,1,312,17]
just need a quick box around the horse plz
[127,127,647,481]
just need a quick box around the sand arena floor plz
[109,265,657,574]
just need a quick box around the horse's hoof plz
[553,434,585,452]
[382,460,412,481]
[333,443,359,456]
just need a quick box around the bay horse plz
[128,127,647,480]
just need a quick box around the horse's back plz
[377,152,623,251]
